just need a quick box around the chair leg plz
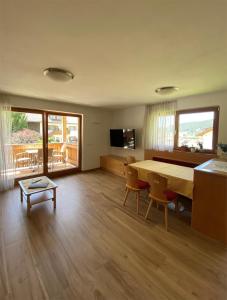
[147,188,150,197]
[175,198,179,216]
[136,191,140,215]
[164,204,168,231]
[123,188,129,206]
[145,199,153,220]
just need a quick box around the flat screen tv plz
[110,129,135,149]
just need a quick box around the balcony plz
[13,142,78,178]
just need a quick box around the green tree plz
[12,112,28,132]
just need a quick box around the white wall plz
[110,90,227,160]
[0,93,112,170]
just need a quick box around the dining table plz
[130,160,194,199]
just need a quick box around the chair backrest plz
[37,148,43,160]
[147,172,168,201]
[61,143,67,153]
[48,148,53,157]
[126,156,136,165]
[125,166,138,188]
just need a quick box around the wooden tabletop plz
[18,176,57,195]
[26,149,38,154]
[130,160,194,199]
[131,160,193,181]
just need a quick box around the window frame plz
[174,106,220,153]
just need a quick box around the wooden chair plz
[37,148,43,172]
[124,156,136,176]
[145,172,178,231]
[48,148,54,170]
[126,156,136,164]
[15,152,32,169]
[53,144,67,166]
[36,148,53,171]
[123,166,150,214]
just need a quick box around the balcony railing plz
[12,142,78,177]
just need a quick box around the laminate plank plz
[0,170,226,300]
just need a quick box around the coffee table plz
[18,176,58,216]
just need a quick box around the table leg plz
[20,188,23,203]
[53,188,56,209]
[27,195,31,216]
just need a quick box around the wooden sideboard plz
[192,159,227,244]
[100,155,126,177]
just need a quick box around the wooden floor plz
[0,170,227,300]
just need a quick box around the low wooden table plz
[18,176,58,216]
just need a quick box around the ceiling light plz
[43,68,74,82]
[155,86,179,95]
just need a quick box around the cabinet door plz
[192,170,227,243]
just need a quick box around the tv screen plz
[110,129,135,149]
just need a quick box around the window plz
[175,107,219,152]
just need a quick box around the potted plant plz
[218,143,227,159]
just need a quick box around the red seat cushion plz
[164,189,177,201]
[136,179,150,190]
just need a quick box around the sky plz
[179,112,214,124]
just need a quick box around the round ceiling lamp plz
[155,86,179,95]
[43,68,74,82]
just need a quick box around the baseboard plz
[82,167,101,173]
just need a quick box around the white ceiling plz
[0,0,227,108]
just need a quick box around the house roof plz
[196,128,213,137]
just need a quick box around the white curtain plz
[0,103,15,191]
[144,101,177,151]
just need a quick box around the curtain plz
[0,103,15,191]
[144,101,177,151]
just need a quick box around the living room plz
[0,1,227,299]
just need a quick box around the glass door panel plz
[11,111,44,178]
[47,114,79,173]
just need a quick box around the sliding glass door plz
[12,108,81,179]
[46,113,80,174]
[11,109,44,178]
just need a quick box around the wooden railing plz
[66,144,78,164]
[12,143,78,166]
[12,143,43,157]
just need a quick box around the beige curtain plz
[0,103,15,191]
[144,101,177,151]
